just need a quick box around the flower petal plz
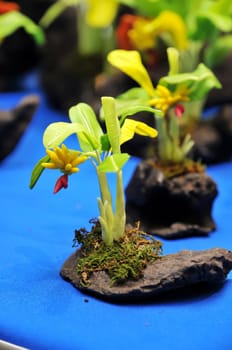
[107,49,155,97]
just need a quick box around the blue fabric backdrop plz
[0,88,232,350]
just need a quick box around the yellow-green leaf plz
[69,102,103,150]
[101,96,121,154]
[97,154,130,172]
[43,122,85,149]
[120,119,158,145]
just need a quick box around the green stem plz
[96,168,112,206]
[77,4,103,55]
[112,171,126,241]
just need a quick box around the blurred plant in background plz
[107,48,221,174]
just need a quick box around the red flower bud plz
[174,104,185,117]
[53,174,68,194]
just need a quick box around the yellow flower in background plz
[150,84,190,113]
[127,17,155,51]
[85,0,119,27]
[120,119,158,145]
[40,0,119,29]
[42,144,87,175]
[128,11,188,51]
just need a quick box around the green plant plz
[30,96,160,245]
[123,0,232,71]
[0,1,44,45]
[107,48,221,165]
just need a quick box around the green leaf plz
[160,63,221,100]
[69,102,103,150]
[101,97,121,154]
[117,87,150,101]
[39,0,78,27]
[97,154,130,173]
[181,134,194,155]
[191,16,218,41]
[100,134,111,151]
[43,122,85,148]
[77,131,101,152]
[204,34,232,67]
[118,104,163,123]
[0,12,45,44]
[29,155,49,189]
[202,13,232,32]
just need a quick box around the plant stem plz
[113,170,126,241]
[77,3,103,55]
[96,168,112,207]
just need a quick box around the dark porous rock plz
[0,95,39,162]
[191,104,232,164]
[0,29,41,91]
[60,248,232,302]
[125,160,218,239]
[206,54,232,107]
[40,6,105,112]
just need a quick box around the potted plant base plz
[125,159,218,239]
[60,222,232,302]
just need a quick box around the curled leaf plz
[120,119,158,145]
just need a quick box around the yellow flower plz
[128,11,188,51]
[149,84,190,113]
[42,144,87,174]
[120,119,158,145]
[128,17,155,51]
[85,0,119,28]
[107,49,155,97]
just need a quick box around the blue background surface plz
[0,88,232,350]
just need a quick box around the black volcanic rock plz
[125,160,218,239]
[61,248,232,302]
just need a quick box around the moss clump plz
[73,220,163,286]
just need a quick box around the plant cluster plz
[116,0,232,71]
[30,96,161,245]
[107,47,221,167]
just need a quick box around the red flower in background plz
[116,14,138,50]
[0,1,19,14]
[116,14,159,68]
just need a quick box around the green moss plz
[73,220,163,286]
